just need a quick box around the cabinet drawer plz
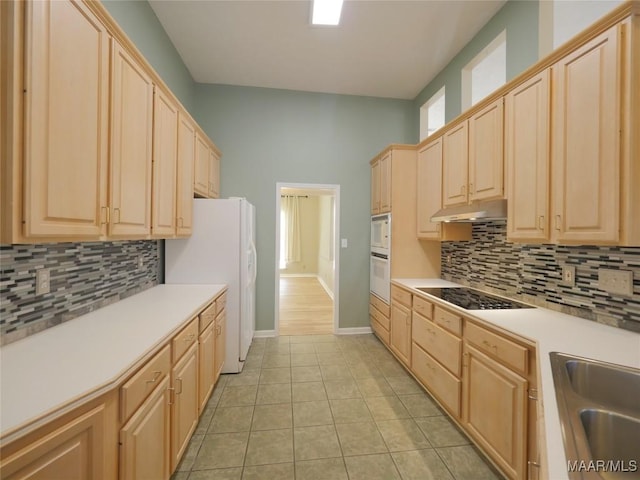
[391,285,412,308]
[199,302,216,332]
[173,318,199,363]
[120,344,171,422]
[434,306,462,336]
[370,304,390,330]
[370,294,390,317]
[216,291,227,313]
[412,312,462,376]
[412,343,461,417]
[413,296,433,319]
[370,315,390,345]
[465,321,528,375]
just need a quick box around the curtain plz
[281,195,301,267]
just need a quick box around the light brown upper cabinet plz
[152,86,179,238]
[109,40,154,238]
[194,132,210,197]
[552,24,620,244]
[176,112,196,236]
[468,99,504,202]
[370,151,391,214]
[417,138,471,241]
[209,148,221,199]
[442,121,469,207]
[22,0,109,240]
[506,71,551,242]
[1,0,224,243]
[443,99,504,209]
[370,158,381,214]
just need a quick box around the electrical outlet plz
[562,265,576,286]
[137,255,144,270]
[446,254,452,266]
[35,268,51,295]
[598,268,633,296]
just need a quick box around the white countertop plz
[393,278,640,480]
[0,284,226,442]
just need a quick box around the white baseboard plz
[280,273,317,278]
[336,327,373,335]
[317,276,334,301]
[253,330,277,338]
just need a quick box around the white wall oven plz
[370,214,390,302]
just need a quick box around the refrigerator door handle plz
[249,241,258,286]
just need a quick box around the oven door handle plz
[371,252,388,260]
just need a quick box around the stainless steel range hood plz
[430,199,507,223]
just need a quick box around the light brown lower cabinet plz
[0,395,118,480]
[369,295,390,346]
[198,320,216,414]
[120,377,171,480]
[170,342,199,472]
[214,310,226,382]
[462,343,528,480]
[390,302,411,366]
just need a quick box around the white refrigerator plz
[165,198,256,373]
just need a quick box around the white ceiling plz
[148,0,507,100]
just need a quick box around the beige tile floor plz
[172,334,505,480]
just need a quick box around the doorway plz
[275,183,340,335]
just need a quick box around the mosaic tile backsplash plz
[0,241,159,345]
[441,221,640,333]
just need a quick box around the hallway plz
[279,277,333,335]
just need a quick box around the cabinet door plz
[506,71,551,242]
[442,122,469,207]
[208,149,220,199]
[194,132,209,197]
[371,160,381,214]
[1,404,108,480]
[469,99,504,202]
[151,87,178,237]
[379,152,392,213]
[176,112,195,237]
[390,303,411,366]
[463,344,527,480]
[110,40,153,237]
[120,377,170,480]
[417,139,443,239]
[214,311,226,381]
[198,322,216,414]
[552,25,620,244]
[171,343,199,472]
[23,0,108,239]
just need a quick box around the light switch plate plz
[341,238,348,248]
[36,268,51,295]
[598,269,634,296]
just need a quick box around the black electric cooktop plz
[416,287,533,310]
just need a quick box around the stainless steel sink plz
[550,353,640,480]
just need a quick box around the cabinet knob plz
[146,371,161,384]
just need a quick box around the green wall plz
[412,0,539,138]
[101,0,196,112]
[193,84,415,331]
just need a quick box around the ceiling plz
[148,0,507,100]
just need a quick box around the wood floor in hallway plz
[279,276,333,335]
